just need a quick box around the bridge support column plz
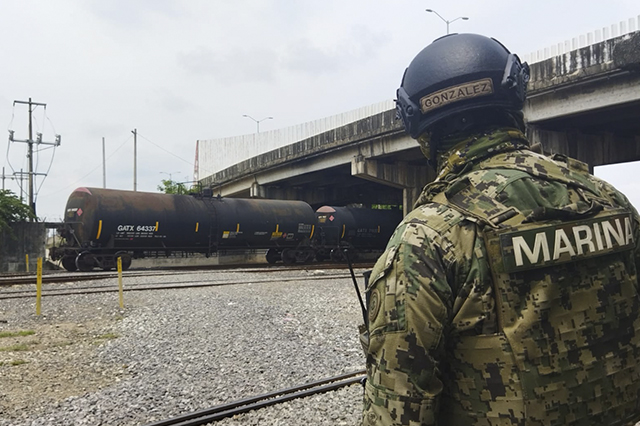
[250,181,266,198]
[351,156,431,216]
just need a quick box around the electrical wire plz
[39,134,133,198]
[46,114,57,135]
[4,103,16,175]
[34,143,58,202]
[33,109,58,201]
[137,132,194,167]
[31,106,45,195]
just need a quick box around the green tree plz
[157,179,189,195]
[0,190,35,232]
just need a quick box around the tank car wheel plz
[115,252,132,271]
[299,248,315,263]
[281,248,297,265]
[75,251,96,272]
[61,255,78,272]
[315,250,329,262]
[330,248,345,262]
[265,249,281,264]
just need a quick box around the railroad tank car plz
[313,205,402,262]
[49,187,317,271]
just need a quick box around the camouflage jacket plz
[361,127,640,426]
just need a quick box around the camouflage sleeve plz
[361,214,454,426]
[592,176,640,291]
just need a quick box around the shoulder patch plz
[368,288,381,323]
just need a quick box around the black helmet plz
[396,33,530,139]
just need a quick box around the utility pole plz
[9,98,61,219]
[12,169,30,202]
[1,167,29,193]
[132,129,137,191]
[19,169,23,201]
[102,137,106,188]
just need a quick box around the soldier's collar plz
[436,127,528,179]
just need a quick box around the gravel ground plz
[0,268,367,426]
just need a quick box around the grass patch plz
[0,330,35,339]
[0,344,30,352]
[10,359,27,366]
[96,333,119,340]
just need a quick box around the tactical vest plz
[432,152,640,426]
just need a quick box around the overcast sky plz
[0,0,639,221]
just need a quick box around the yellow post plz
[25,254,29,273]
[36,258,42,315]
[117,256,124,309]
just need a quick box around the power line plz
[137,132,194,167]
[39,134,132,198]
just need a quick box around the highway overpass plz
[197,23,640,215]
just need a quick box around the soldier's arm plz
[362,220,452,426]
[594,177,640,290]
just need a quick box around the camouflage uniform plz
[361,127,640,426]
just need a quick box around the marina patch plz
[496,212,634,273]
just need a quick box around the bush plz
[0,190,35,233]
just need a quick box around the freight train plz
[49,187,402,272]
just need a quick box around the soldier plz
[361,33,640,425]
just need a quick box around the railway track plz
[0,270,368,300]
[0,262,373,287]
[143,370,366,426]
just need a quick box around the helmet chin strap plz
[417,132,438,170]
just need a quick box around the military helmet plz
[396,33,530,139]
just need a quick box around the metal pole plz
[132,129,137,191]
[2,166,4,190]
[27,98,34,218]
[13,98,47,218]
[19,168,23,202]
[242,115,273,133]
[102,137,106,188]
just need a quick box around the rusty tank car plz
[50,187,317,271]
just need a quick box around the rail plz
[142,370,366,426]
[0,262,373,287]
[0,268,372,300]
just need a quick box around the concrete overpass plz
[199,29,640,216]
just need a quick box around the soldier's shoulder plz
[404,201,466,234]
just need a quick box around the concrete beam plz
[528,125,640,169]
[525,72,640,123]
[525,33,640,123]
[210,127,417,198]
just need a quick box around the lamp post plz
[242,115,273,133]
[425,9,469,34]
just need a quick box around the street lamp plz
[242,115,273,133]
[426,9,469,34]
